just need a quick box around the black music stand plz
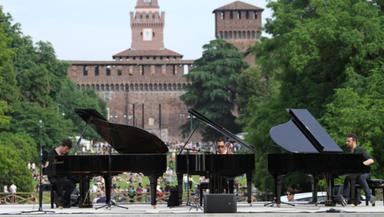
[22,120,55,214]
[95,144,128,210]
[178,124,202,211]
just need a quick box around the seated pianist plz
[342,134,375,206]
[216,138,233,155]
[210,138,234,193]
[43,138,77,208]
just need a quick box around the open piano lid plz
[269,109,342,153]
[188,109,255,152]
[75,108,168,153]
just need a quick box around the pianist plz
[44,138,76,208]
[216,138,233,155]
[343,134,375,206]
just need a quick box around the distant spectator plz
[9,184,17,194]
[128,185,136,202]
[286,187,296,202]
[3,185,8,194]
[31,163,36,172]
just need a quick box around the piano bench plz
[40,183,55,208]
[356,179,384,205]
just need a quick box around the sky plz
[0,0,272,61]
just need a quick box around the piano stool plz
[40,183,55,208]
[355,179,384,205]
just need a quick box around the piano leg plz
[276,175,283,205]
[176,173,183,205]
[264,174,285,207]
[227,178,234,193]
[79,176,92,208]
[246,172,252,204]
[325,174,336,206]
[104,175,112,205]
[149,175,159,207]
[349,175,358,206]
[310,175,318,204]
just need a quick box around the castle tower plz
[130,0,164,50]
[213,1,263,64]
[67,0,193,142]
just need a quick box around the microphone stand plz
[22,120,55,214]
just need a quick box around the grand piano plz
[176,109,255,204]
[43,108,168,207]
[268,109,370,205]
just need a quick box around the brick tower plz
[67,0,193,142]
[213,1,263,64]
[131,0,164,50]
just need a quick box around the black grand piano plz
[268,109,370,205]
[176,109,255,204]
[43,108,168,207]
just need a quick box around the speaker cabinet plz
[203,193,237,213]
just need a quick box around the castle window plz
[237,11,241,19]
[230,11,233,19]
[106,65,111,76]
[95,65,99,76]
[83,66,88,76]
[246,11,250,19]
[254,12,258,19]
[224,31,228,39]
[117,69,122,76]
[252,31,256,38]
[173,65,176,75]
[220,12,224,20]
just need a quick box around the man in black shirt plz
[342,134,375,206]
[44,139,76,208]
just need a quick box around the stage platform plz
[1,202,384,217]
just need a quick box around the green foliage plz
[0,132,37,163]
[244,0,384,191]
[0,7,106,191]
[181,40,248,140]
[0,138,34,192]
[322,68,384,176]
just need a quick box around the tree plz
[244,0,384,191]
[0,8,107,190]
[181,40,248,140]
